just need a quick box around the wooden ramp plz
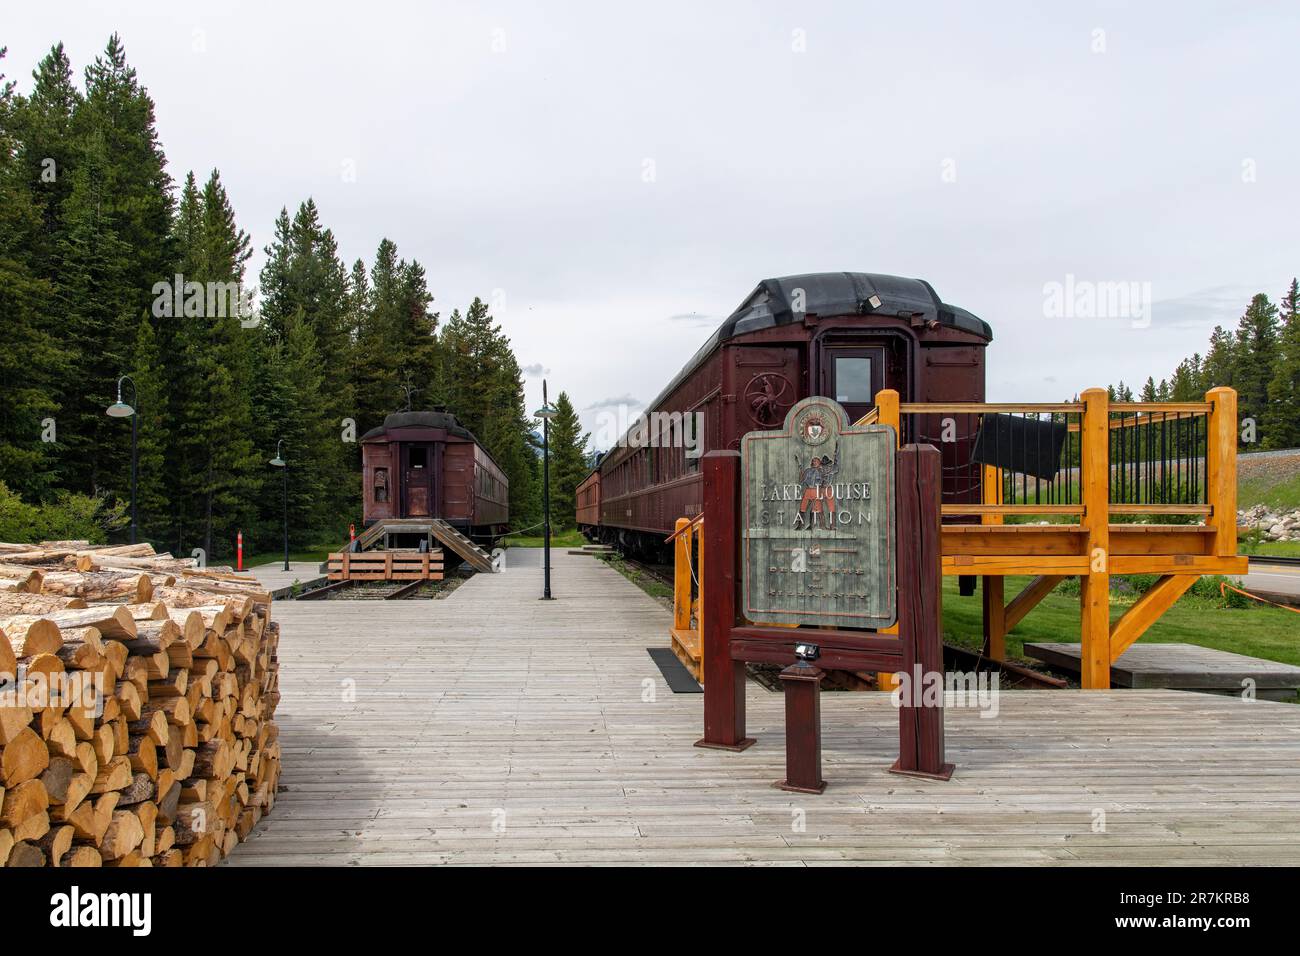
[227,550,1300,866]
[429,519,495,572]
[1026,642,1300,700]
[353,518,496,572]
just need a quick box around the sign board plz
[740,397,896,628]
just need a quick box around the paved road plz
[1236,560,1300,601]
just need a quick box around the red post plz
[777,658,825,793]
[236,530,244,571]
[891,444,953,780]
[695,450,754,751]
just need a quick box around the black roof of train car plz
[635,272,992,441]
[360,410,480,443]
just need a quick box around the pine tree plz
[17,43,81,273]
[127,313,168,539]
[547,392,589,529]
[1233,293,1279,434]
[55,35,173,508]
[167,170,258,557]
[438,297,539,527]
[1202,326,1237,389]
[56,126,133,496]
[1265,278,1300,449]
[0,47,64,499]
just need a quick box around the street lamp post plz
[533,381,558,601]
[269,440,288,572]
[106,376,139,544]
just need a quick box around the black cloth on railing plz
[971,413,1068,481]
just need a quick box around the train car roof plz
[361,410,477,441]
[724,273,992,343]
[631,273,992,443]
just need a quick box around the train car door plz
[402,444,435,517]
[820,346,885,423]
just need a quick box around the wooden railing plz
[874,387,1237,546]
[873,387,1243,688]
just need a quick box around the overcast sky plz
[8,2,1298,444]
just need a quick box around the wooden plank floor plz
[1026,641,1300,695]
[229,550,1300,866]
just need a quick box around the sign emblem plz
[741,397,896,628]
[796,409,829,445]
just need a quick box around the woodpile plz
[0,541,281,867]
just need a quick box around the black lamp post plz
[106,376,139,544]
[534,381,557,601]
[269,440,288,571]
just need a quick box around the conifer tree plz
[127,313,168,538]
[1265,278,1300,449]
[1233,293,1278,435]
[0,47,64,499]
[1202,325,1237,389]
[547,392,589,529]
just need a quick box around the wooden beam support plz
[1109,574,1197,660]
[1205,386,1238,558]
[696,450,752,751]
[1079,387,1111,689]
[1004,574,1067,632]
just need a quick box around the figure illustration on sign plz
[795,448,839,529]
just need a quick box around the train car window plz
[834,356,874,404]
[410,447,427,469]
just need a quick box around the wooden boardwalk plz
[229,550,1300,866]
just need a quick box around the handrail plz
[872,387,1236,532]
[898,402,1081,414]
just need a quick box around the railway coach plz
[579,272,992,560]
[361,408,509,545]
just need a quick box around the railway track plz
[1248,555,1300,568]
[610,554,675,588]
[295,579,447,600]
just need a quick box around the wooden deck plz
[1026,641,1300,699]
[228,550,1300,866]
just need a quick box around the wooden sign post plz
[696,398,952,784]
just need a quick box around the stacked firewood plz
[0,541,281,867]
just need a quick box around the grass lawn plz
[1239,454,1300,511]
[942,575,1300,669]
[1239,539,1300,558]
[501,528,587,549]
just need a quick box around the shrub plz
[0,481,127,545]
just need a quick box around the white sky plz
[7,1,1298,445]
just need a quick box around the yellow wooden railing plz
[669,386,1244,690]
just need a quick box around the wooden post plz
[981,463,1006,660]
[696,519,705,681]
[695,450,754,751]
[891,444,952,780]
[1079,387,1111,689]
[1205,387,1238,558]
[776,659,825,794]
[672,517,691,633]
[874,389,902,691]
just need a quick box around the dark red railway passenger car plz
[581,272,992,558]
[361,410,509,541]
[576,470,601,534]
